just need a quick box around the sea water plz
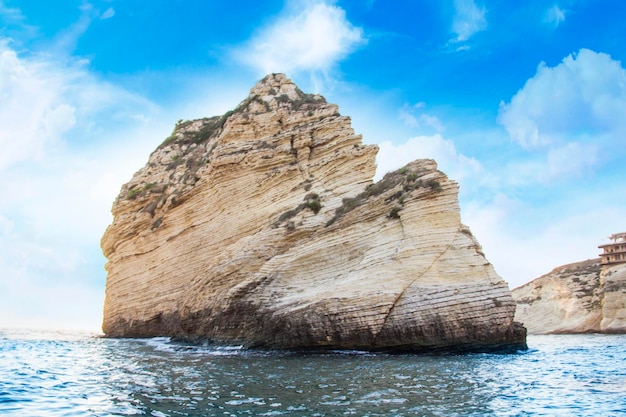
[1,330,625,416]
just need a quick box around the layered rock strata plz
[102,73,526,352]
[512,259,626,334]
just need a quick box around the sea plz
[0,330,624,417]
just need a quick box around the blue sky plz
[1,0,624,331]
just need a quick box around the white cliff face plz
[101,74,526,351]
[512,259,626,334]
[602,265,626,331]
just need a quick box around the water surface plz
[1,330,625,416]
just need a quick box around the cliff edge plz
[101,74,526,352]
[512,259,626,334]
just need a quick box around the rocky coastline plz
[512,259,626,334]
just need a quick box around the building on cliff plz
[598,232,626,266]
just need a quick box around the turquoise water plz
[1,330,625,416]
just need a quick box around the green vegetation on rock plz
[326,165,443,226]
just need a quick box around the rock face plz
[101,74,526,352]
[512,259,626,334]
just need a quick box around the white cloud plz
[235,1,364,76]
[451,0,487,43]
[497,49,626,181]
[50,3,95,55]
[0,40,155,170]
[546,141,597,179]
[0,267,106,330]
[0,128,166,331]
[0,39,167,330]
[0,1,21,19]
[101,7,115,20]
[0,43,74,169]
[452,49,626,288]
[499,49,626,149]
[544,5,566,28]
[465,194,623,289]
[375,134,482,182]
[399,103,445,132]
[494,140,598,186]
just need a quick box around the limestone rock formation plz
[101,74,526,352]
[512,259,626,334]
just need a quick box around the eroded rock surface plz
[512,259,626,334]
[102,74,526,352]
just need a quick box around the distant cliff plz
[512,259,626,334]
[101,74,526,352]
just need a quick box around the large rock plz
[101,74,526,352]
[512,259,626,334]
